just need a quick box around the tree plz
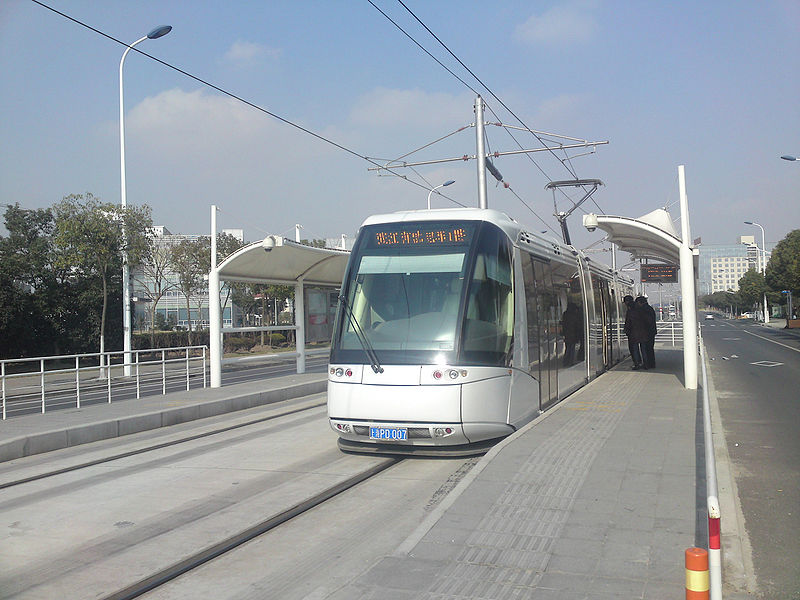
[170,237,208,345]
[214,233,246,321]
[133,242,176,345]
[737,269,766,312]
[765,229,800,319]
[53,193,152,366]
[0,204,57,358]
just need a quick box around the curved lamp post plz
[120,25,172,376]
[780,155,797,161]
[427,179,455,209]
[744,220,769,323]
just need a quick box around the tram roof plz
[216,236,349,287]
[361,207,536,244]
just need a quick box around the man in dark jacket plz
[636,296,657,368]
[623,295,647,369]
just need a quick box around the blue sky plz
[1,0,798,260]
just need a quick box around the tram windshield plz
[331,220,513,366]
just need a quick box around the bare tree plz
[133,242,177,345]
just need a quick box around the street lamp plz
[744,220,769,323]
[780,155,798,161]
[427,179,455,209]
[120,25,172,376]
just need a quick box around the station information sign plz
[640,264,678,283]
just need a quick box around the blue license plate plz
[370,427,408,441]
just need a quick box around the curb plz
[0,379,327,463]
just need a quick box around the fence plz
[654,320,683,346]
[1,346,207,420]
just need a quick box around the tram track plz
[101,456,401,600]
[0,395,327,490]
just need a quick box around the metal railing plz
[699,332,722,599]
[1,346,207,420]
[655,320,683,346]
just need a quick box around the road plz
[702,318,800,599]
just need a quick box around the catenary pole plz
[475,96,488,209]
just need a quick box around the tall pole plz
[745,221,769,323]
[475,96,488,209]
[119,25,171,376]
[678,165,698,390]
[427,179,455,209]
[209,205,222,387]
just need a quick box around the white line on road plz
[743,330,800,353]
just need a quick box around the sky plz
[1,0,798,267]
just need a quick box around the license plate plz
[369,426,408,441]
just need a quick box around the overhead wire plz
[29,0,459,204]
[391,0,607,218]
[362,2,561,226]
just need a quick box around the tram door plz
[533,260,559,411]
[593,275,613,370]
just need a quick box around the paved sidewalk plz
[329,348,747,600]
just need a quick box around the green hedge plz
[133,330,210,350]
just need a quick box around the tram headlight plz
[433,427,454,438]
[335,367,344,377]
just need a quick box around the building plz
[697,235,773,294]
[131,227,243,331]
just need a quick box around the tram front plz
[328,211,515,454]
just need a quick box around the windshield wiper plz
[338,294,384,374]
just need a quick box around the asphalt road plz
[702,318,800,599]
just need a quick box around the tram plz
[327,207,633,455]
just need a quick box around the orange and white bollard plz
[685,547,710,599]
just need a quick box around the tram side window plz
[462,225,513,365]
[550,261,585,368]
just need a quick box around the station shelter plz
[208,234,349,387]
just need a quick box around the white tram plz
[327,208,633,455]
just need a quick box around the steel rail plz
[101,457,401,600]
[0,398,326,490]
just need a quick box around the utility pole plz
[475,96,488,209]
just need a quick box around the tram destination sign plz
[640,264,678,283]
[370,223,473,248]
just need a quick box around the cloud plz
[514,1,598,45]
[348,88,473,131]
[222,40,280,66]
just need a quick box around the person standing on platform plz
[561,301,582,367]
[623,295,639,368]
[637,296,657,369]
[624,295,648,369]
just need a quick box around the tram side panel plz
[507,248,540,427]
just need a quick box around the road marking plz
[749,361,783,368]
[722,337,741,341]
[743,330,800,353]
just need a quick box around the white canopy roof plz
[216,236,349,286]
[583,208,698,265]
